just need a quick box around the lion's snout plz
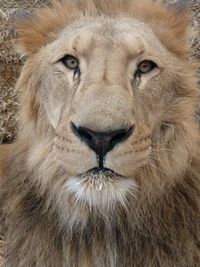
[71,121,134,167]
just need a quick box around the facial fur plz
[1,1,200,267]
[16,12,198,210]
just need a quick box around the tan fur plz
[1,0,200,266]
[0,145,13,178]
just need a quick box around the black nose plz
[71,122,134,156]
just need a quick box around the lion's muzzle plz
[71,121,134,168]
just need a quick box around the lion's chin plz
[64,168,138,210]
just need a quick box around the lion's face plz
[17,3,198,211]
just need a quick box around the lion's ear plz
[13,1,79,56]
[11,10,34,56]
[156,0,189,11]
[11,9,32,24]
[14,8,58,56]
[169,0,189,11]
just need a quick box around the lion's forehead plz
[50,17,165,58]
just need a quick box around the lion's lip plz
[75,167,124,192]
[82,167,122,178]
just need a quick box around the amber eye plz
[137,60,157,75]
[61,55,79,70]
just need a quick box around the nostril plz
[77,128,92,142]
[70,122,93,145]
[111,126,134,146]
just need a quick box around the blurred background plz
[0,0,199,144]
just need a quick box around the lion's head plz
[15,0,199,218]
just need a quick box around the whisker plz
[151,148,175,152]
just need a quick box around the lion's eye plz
[136,60,157,75]
[61,55,79,70]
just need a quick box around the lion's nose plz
[71,122,134,156]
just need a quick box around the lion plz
[0,0,200,266]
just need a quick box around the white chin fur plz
[64,173,138,210]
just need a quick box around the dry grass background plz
[0,0,49,144]
[0,0,200,144]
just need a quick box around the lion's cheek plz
[53,145,97,175]
[105,148,151,177]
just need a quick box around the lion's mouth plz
[77,167,122,192]
[84,167,121,177]
[65,167,138,209]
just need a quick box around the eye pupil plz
[137,60,157,75]
[61,55,79,70]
